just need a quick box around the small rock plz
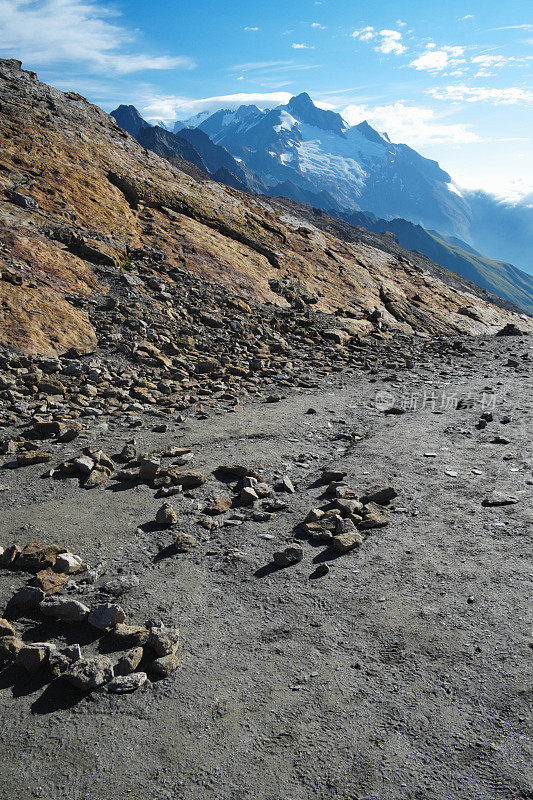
[49,644,82,678]
[204,497,232,515]
[139,457,160,483]
[64,656,114,690]
[107,672,147,693]
[321,469,347,484]
[173,470,206,489]
[240,486,258,504]
[40,596,90,622]
[0,636,24,661]
[0,544,21,567]
[33,567,69,595]
[335,517,357,536]
[314,563,330,577]
[273,544,304,567]
[54,552,85,574]
[111,624,148,645]
[16,642,56,674]
[148,627,180,657]
[155,502,178,526]
[88,603,126,631]
[174,533,197,552]
[359,486,397,505]
[275,476,295,494]
[333,531,363,553]
[491,436,511,445]
[482,492,519,507]
[73,455,95,476]
[83,465,111,489]
[115,646,143,676]
[359,502,390,530]
[150,653,180,677]
[16,450,52,467]
[10,585,45,610]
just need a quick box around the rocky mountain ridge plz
[178,92,533,277]
[0,59,530,365]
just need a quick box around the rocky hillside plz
[0,58,530,361]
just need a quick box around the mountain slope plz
[0,58,530,357]
[110,104,150,137]
[112,105,263,193]
[135,125,209,172]
[189,92,471,236]
[336,211,533,314]
[184,92,532,277]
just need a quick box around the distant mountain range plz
[111,97,533,314]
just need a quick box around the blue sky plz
[1,0,532,198]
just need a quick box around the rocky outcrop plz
[0,58,530,357]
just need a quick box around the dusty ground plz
[0,335,531,800]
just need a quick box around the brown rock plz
[333,531,363,553]
[115,646,143,676]
[83,465,111,488]
[33,567,69,595]
[150,652,180,677]
[359,502,391,529]
[155,502,178,526]
[16,450,53,467]
[204,496,232,515]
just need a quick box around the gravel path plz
[0,336,531,800]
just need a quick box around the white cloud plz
[427,84,533,104]
[0,0,194,74]
[342,101,481,145]
[351,26,376,42]
[490,23,533,31]
[352,26,406,54]
[376,29,406,55]
[292,43,314,49]
[311,22,326,29]
[244,26,259,31]
[410,45,464,72]
[458,14,475,21]
[141,91,296,122]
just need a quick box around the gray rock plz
[107,672,147,693]
[335,517,357,536]
[482,492,520,507]
[10,585,45,610]
[273,544,304,567]
[88,603,126,631]
[115,646,143,676]
[148,627,180,657]
[139,457,160,483]
[360,486,398,505]
[150,653,180,677]
[16,642,56,674]
[54,552,85,574]
[64,656,114,690]
[40,597,90,622]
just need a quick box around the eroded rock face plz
[0,57,529,363]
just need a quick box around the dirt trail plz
[0,337,531,800]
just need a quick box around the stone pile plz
[0,541,181,694]
[271,476,398,570]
